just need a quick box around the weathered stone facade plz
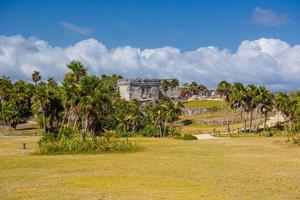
[117,79,161,101]
[117,79,179,101]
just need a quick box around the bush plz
[116,131,135,138]
[273,122,284,131]
[35,130,142,155]
[175,134,198,140]
[265,127,278,137]
[140,125,159,137]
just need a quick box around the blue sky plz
[0,0,300,91]
[1,0,300,51]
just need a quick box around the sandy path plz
[194,134,219,140]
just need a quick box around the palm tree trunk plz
[59,111,68,132]
[264,113,268,132]
[292,120,296,134]
[73,118,77,131]
[249,109,254,133]
[42,111,46,133]
[231,109,234,134]
[253,108,258,133]
[159,124,162,137]
[227,121,231,134]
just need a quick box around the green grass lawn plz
[1,136,300,200]
[183,99,223,109]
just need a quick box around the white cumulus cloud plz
[0,35,300,91]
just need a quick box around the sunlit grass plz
[183,99,223,109]
[1,136,300,199]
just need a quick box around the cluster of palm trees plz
[160,79,179,93]
[0,77,33,128]
[146,99,183,137]
[179,82,210,98]
[0,60,183,138]
[216,81,299,134]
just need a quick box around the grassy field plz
[179,100,265,135]
[180,100,237,135]
[1,136,300,200]
[183,99,223,110]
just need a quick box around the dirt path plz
[194,134,219,140]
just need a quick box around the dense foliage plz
[1,60,300,147]
[0,61,184,153]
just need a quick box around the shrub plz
[175,134,198,140]
[116,131,135,138]
[140,125,159,137]
[273,122,285,131]
[35,129,142,155]
[265,127,278,137]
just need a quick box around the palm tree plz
[189,82,199,95]
[66,60,87,82]
[162,100,183,137]
[216,81,232,133]
[160,80,170,93]
[77,76,100,136]
[229,82,246,132]
[0,77,13,125]
[32,82,49,133]
[257,86,274,132]
[275,92,289,131]
[32,71,41,85]
[286,98,297,134]
[243,84,259,133]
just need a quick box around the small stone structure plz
[117,79,179,101]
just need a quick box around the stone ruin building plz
[117,79,179,101]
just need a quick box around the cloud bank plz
[251,7,287,27]
[0,35,300,91]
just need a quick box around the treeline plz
[0,61,182,138]
[216,81,300,137]
[180,82,211,98]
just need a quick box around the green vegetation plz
[184,99,222,110]
[179,81,300,142]
[1,61,184,154]
[175,133,198,140]
[179,81,211,98]
[1,136,300,199]
[36,129,141,155]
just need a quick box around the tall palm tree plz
[286,98,297,134]
[161,100,183,137]
[257,86,274,132]
[229,82,246,132]
[216,81,232,133]
[32,71,41,85]
[243,84,259,133]
[275,92,289,131]
[32,82,49,133]
[66,60,87,82]
[160,80,170,93]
